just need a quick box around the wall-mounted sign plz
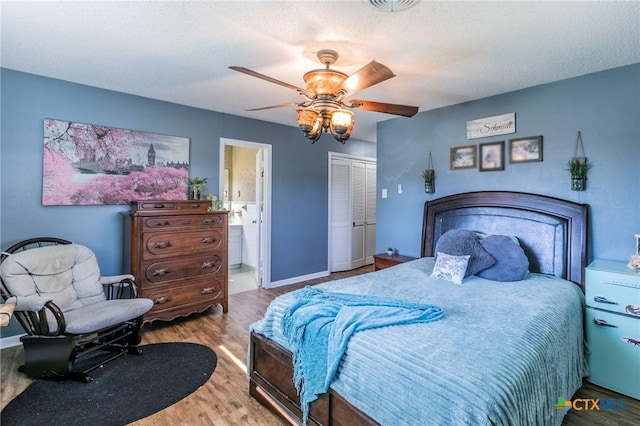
[466,113,516,140]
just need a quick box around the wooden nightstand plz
[373,253,418,271]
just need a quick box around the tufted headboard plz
[421,191,588,287]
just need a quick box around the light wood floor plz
[1,265,638,425]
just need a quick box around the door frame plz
[220,138,272,289]
[327,152,376,272]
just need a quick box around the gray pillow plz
[434,229,495,277]
[477,235,529,281]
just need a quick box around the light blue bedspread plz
[250,258,588,425]
[282,286,443,423]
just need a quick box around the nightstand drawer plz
[586,268,640,316]
[585,307,640,399]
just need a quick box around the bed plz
[249,191,589,425]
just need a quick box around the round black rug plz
[1,342,217,425]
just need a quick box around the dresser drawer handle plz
[201,287,214,295]
[153,204,166,209]
[153,296,170,305]
[190,203,200,208]
[153,241,172,249]
[201,261,215,269]
[202,237,215,244]
[152,268,170,276]
[202,218,214,224]
[594,318,618,328]
[594,296,618,305]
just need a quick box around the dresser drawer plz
[143,230,224,258]
[143,214,224,230]
[144,277,225,314]
[585,307,640,398]
[586,268,640,316]
[143,253,223,284]
[133,200,211,212]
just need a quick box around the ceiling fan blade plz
[349,99,419,117]
[245,101,301,111]
[337,61,396,95]
[229,66,304,92]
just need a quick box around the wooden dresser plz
[123,200,228,324]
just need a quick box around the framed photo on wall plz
[479,141,505,171]
[509,136,543,163]
[450,145,477,170]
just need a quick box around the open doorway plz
[220,138,272,293]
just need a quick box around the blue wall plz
[0,69,375,337]
[376,64,640,263]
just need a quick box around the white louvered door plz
[364,163,377,265]
[330,159,352,271]
[351,161,366,269]
[329,155,376,272]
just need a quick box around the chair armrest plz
[7,296,66,336]
[100,274,135,285]
[101,276,139,300]
[12,295,52,312]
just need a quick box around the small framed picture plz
[450,145,477,170]
[479,141,505,171]
[509,136,543,163]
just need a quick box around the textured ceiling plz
[1,1,638,143]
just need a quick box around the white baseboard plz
[267,270,330,289]
[0,333,24,349]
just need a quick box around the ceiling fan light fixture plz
[331,109,354,131]
[368,0,419,13]
[297,108,319,132]
[330,110,354,143]
[303,69,348,95]
[231,48,417,144]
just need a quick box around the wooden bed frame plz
[249,191,588,425]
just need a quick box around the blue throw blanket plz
[282,286,444,424]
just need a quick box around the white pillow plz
[430,252,470,285]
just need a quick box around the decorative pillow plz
[477,235,530,281]
[434,229,495,276]
[430,252,470,285]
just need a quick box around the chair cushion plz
[61,298,153,334]
[0,244,106,312]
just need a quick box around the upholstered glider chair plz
[0,237,153,382]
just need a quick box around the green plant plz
[187,177,208,191]
[566,158,591,177]
[206,194,224,211]
[421,169,434,184]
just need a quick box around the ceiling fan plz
[229,49,419,143]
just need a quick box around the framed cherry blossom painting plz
[42,118,190,206]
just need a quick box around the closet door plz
[364,163,376,265]
[329,156,376,272]
[330,158,352,271]
[350,161,366,269]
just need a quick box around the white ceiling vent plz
[367,0,419,13]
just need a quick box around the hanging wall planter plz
[567,131,590,191]
[422,152,436,194]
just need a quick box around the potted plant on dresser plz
[188,177,208,200]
